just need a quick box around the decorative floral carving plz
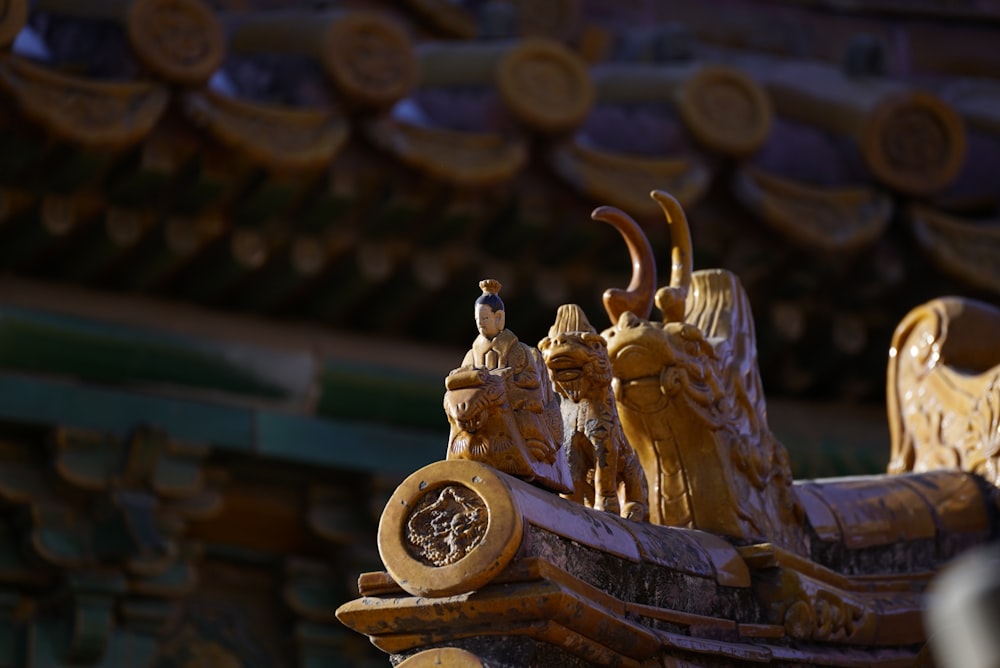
[404,485,487,567]
[781,591,865,642]
[782,599,814,640]
[815,592,865,642]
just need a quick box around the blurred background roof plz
[0,1,997,663]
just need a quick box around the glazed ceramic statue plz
[443,279,571,493]
[888,297,1000,486]
[595,192,805,553]
[339,190,1000,668]
[538,303,648,521]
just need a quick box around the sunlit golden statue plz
[888,298,1000,486]
[538,303,647,521]
[595,192,805,552]
[340,189,1000,668]
[444,279,571,493]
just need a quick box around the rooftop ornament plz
[338,187,1000,666]
[736,52,967,197]
[366,35,593,188]
[552,59,772,219]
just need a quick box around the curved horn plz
[651,190,693,322]
[592,205,656,324]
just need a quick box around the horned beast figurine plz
[596,190,805,551]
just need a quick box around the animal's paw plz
[621,502,647,522]
[594,494,620,515]
[526,438,557,464]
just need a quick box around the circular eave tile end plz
[397,647,486,668]
[127,0,226,86]
[377,459,523,598]
[322,13,419,109]
[862,90,967,196]
[497,37,595,134]
[676,66,773,158]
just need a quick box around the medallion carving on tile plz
[323,13,418,108]
[678,67,772,156]
[127,0,225,85]
[404,484,487,566]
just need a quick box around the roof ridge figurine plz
[539,303,648,521]
[339,189,1000,668]
[598,190,806,553]
[444,277,572,493]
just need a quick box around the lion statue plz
[444,366,572,494]
[538,304,648,521]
